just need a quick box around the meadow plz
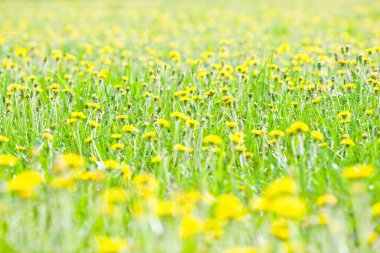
[0,0,379,252]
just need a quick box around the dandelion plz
[287,121,309,134]
[133,173,159,197]
[53,153,84,172]
[96,236,128,253]
[372,202,380,217]
[215,194,246,220]
[151,156,162,164]
[7,170,43,198]
[155,118,170,128]
[89,120,100,128]
[229,133,245,144]
[143,131,156,139]
[270,196,307,219]
[103,160,119,170]
[341,138,355,147]
[0,154,18,166]
[174,144,193,153]
[311,131,324,141]
[342,164,374,179]
[251,129,264,136]
[203,135,223,145]
[180,215,203,239]
[316,194,338,207]
[225,121,238,128]
[111,143,124,150]
[71,111,86,119]
[269,130,285,138]
[122,125,136,132]
[271,219,289,240]
[0,135,9,143]
[222,247,257,253]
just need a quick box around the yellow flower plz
[122,164,132,181]
[71,111,86,119]
[89,120,100,128]
[225,121,238,128]
[341,138,355,147]
[316,194,338,207]
[143,131,156,139]
[337,111,351,118]
[229,132,245,144]
[371,202,380,217]
[271,219,289,240]
[251,129,264,136]
[50,176,75,190]
[7,170,43,198]
[96,236,127,253]
[170,111,187,120]
[269,130,285,137]
[104,160,119,170]
[84,137,93,143]
[111,143,124,150]
[15,145,26,151]
[0,135,9,143]
[133,173,159,197]
[155,118,170,128]
[151,156,162,164]
[111,133,122,139]
[185,119,200,127]
[122,125,136,132]
[342,164,375,179]
[203,135,223,145]
[42,132,53,141]
[250,197,270,211]
[270,196,307,218]
[287,121,309,134]
[180,214,203,239]
[215,194,246,220]
[235,146,247,152]
[67,118,78,124]
[222,247,257,253]
[0,154,18,166]
[117,115,128,120]
[264,177,298,198]
[174,144,193,153]
[101,187,129,203]
[53,153,84,172]
[311,131,324,141]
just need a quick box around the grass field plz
[0,0,379,252]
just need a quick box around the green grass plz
[0,0,379,252]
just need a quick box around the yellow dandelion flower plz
[151,156,162,164]
[96,236,128,253]
[104,160,119,170]
[143,131,156,139]
[203,135,223,145]
[225,121,238,128]
[269,130,285,137]
[7,170,43,198]
[341,138,355,147]
[155,118,170,128]
[316,194,338,207]
[342,164,374,179]
[122,125,136,132]
[89,120,100,128]
[311,131,324,141]
[0,135,9,143]
[287,121,309,134]
[271,219,289,240]
[0,154,18,166]
[111,143,124,150]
